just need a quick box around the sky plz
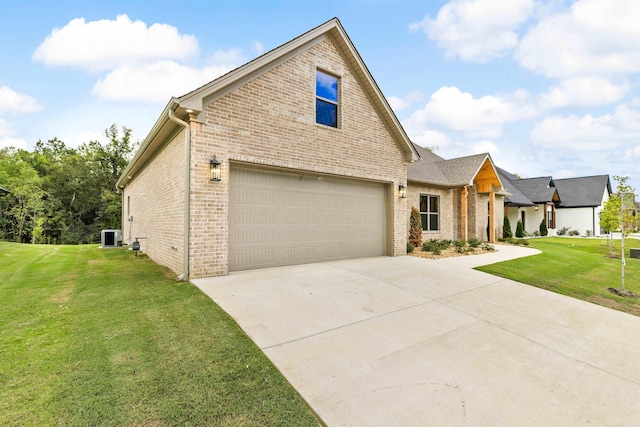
[1,0,640,192]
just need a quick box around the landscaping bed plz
[408,238,496,260]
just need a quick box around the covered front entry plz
[229,165,387,271]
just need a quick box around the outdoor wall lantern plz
[399,184,407,199]
[209,155,221,182]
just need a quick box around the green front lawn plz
[0,242,319,426]
[477,237,640,316]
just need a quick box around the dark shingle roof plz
[554,175,611,208]
[511,176,557,204]
[496,168,534,206]
[408,144,495,187]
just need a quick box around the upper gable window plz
[316,70,339,128]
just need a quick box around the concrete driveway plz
[193,246,640,426]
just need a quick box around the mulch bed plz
[408,244,495,260]
[607,288,640,299]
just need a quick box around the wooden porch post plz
[461,186,468,241]
[489,190,495,243]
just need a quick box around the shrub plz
[586,230,593,237]
[409,206,422,248]
[557,226,570,236]
[468,238,481,248]
[407,242,414,253]
[422,241,442,255]
[569,229,580,236]
[480,243,496,251]
[503,217,512,238]
[539,218,548,236]
[515,220,524,238]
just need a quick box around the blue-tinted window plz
[316,70,338,127]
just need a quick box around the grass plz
[477,237,640,316]
[0,242,320,426]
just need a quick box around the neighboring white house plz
[498,169,611,237]
[554,175,611,236]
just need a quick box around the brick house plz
[117,18,510,279]
[117,18,420,279]
[407,144,505,243]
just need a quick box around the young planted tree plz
[503,216,512,238]
[613,175,637,290]
[600,195,620,258]
[515,219,524,238]
[539,218,548,236]
[409,206,422,248]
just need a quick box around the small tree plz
[503,216,512,238]
[600,195,620,257]
[539,218,548,236]
[409,206,422,248]
[515,219,524,238]
[613,175,636,290]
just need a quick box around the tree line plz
[0,125,137,244]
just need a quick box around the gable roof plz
[497,169,560,206]
[496,168,534,206]
[498,168,610,208]
[117,18,419,189]
[513,176,558,204]
[408,144,503,190]
[554,175,611,208]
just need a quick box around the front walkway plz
[193,245,640,426]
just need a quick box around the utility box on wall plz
[101,229,122,248]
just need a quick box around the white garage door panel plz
[229,166,386,271]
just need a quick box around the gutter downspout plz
[168,109,191,281]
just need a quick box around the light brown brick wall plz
[122,133,185,276]
[188,36,408,278]
[407,183,504,243]
[406,183,455,242]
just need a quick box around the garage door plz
[229,166,387,271]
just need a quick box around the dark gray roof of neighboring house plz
[497,168,534,206]
[408,144,495,187]
[554,175,611,208]
[497,169,559,205]
[511,176,557,204]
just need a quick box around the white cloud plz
[91,60,237,103]
[537,77,628,109]
[60,130,106,149]
[469,140,498,154]
[624,145,640,159]
[0,137,28,150]
[411,0,535,62]
[0,119,27,150]
[32,14,198,72]
[0,86,43,114]
[409,129,452,150]
[405,86,537,139]
[552,169,580,179]
[253,41,265,54]
[515,0,640,78]
[387,91,424,111]
[530,105,640,151]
